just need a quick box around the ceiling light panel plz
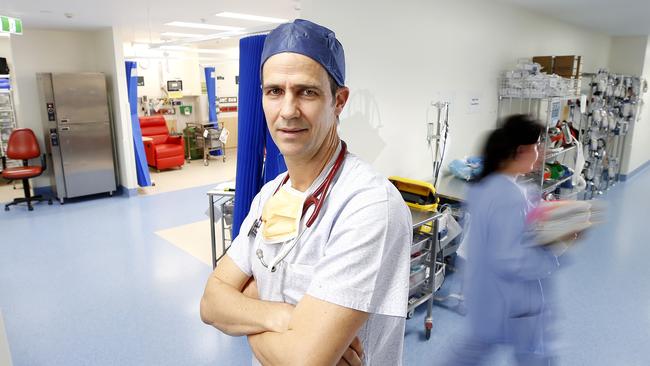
[215,12,288,24]
[160,32,205,38]
[165,21,244,31]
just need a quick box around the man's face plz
[262,53,348,160]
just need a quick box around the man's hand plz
[264,302,295,333]
[242,278,295,333]
[336,337,364,366]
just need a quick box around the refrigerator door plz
[51,73,110,124]
[36,73,66,200]
[58,121,116,198]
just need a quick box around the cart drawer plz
[410,251,428,266]
[411,233,430,255]
[409,264,428,287]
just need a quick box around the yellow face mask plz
[261,185,307,244]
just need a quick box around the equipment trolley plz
[184,122,226,166]
[408,209,446,340]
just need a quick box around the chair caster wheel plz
[48,200,53,205]
[28,206,34,211]
[4,206,9,211]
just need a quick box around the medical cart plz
[207,182,235,268]
[184,122,226,166]
[408,208,445,340]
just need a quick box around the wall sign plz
[0,16,22,35]
[219,97,238,103]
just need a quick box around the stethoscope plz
[248,141,347,272]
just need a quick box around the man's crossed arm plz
[200,256,367,366]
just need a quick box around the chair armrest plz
[167,135,184,145]
[41,154,47,171]
[1,155,6,170]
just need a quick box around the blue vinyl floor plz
[1,167,650,365]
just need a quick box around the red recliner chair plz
[139,115,185,171]
[2,128,52,211]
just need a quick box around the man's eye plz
[268,88,283,96]
[303,89,317,96]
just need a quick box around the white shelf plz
[542,175,573,193]
[544,144,577,160]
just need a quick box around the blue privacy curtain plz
[125,61,151,187]
[232,34,287,238]
[264,129,287,182]
[204,67,217,124]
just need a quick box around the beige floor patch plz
[155,219,228,266]
[0,310,13,366]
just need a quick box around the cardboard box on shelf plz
[553,55,582,78]
[533,56,554,74]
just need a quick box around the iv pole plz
[427,101,449,188]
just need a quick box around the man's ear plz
[334,86,350,117]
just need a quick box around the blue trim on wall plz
[33,186,53,197]
[33,185,137,199]
[620,159,650,182]
[118,185,139,197]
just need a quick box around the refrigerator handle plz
[60,126,70,131]
[60,119,70,123]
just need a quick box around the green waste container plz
[183,126,204,160]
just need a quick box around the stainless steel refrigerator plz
[37,72,117,203]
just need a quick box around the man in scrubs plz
[200,19,412,365]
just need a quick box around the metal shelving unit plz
[498,95,582,199]
[579,70,646,199]
[0,74,18,172]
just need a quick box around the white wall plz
[0,36,16,90]
[10,28,137,189]
[301,0,612,183]
[212,60,239,100]
[609,36,647,76]
[622,36,650,175]
[0,37,12,63]
[211,59,239,120]
[129,57,202,98]
[10,29,99,187]
[94,28,137,191]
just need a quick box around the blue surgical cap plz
[261,19,345,86]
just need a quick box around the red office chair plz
[1,128,52,211]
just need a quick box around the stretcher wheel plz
[407,310,414,319]
[425,328,431,340]
[204,159,209,166]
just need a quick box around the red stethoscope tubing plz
[272,141,347,228]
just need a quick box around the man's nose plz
[279,93,300,120]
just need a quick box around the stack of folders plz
[526,200,606,251]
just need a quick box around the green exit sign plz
[0,16,22,35]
